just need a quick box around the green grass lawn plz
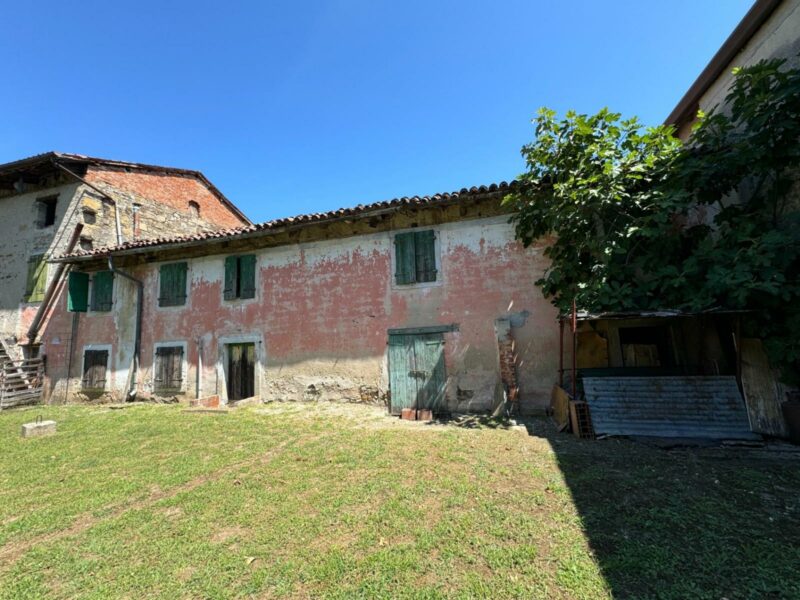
[0,402,798,599]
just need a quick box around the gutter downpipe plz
[107,256,143,400]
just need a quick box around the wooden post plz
[559,318,564,388]
[735,315,743,390]
[571,298,577,399]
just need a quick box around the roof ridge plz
[59,180,519,260]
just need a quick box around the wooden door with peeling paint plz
[388,333,446,415]
[227,343,255,401]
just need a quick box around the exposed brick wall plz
[84,166,247,230]
[498,333,519,407]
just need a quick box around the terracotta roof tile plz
[62,180,518,260]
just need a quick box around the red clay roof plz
[59,180,519,261]
[0,151,251,225]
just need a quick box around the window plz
[154,345,184,393]
[25,255,47,302]
[188,201,200,217]
[36,196,58,228]
[90,271,114,311]
[82,349,108,390]
[82,208,96,225]
[79,237,94,251]
[394,230,437,285]
[159,262,188,307]
[224,255,256,300]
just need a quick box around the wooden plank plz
[741,338,788,437]
[414,333,446,413]
[388,324,459,336]
[388,335,417,414]
[550,385,571,430]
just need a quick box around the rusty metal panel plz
[583,376,759,439]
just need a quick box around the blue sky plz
[1,0,753,223]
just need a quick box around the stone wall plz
[0,162,249,358]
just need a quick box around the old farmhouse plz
[42,183,559,415]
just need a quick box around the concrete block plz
[21,420,56,438]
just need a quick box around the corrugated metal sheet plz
[583,376,759,439]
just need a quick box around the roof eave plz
[665,0,783,129]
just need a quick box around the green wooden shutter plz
[414,230,437,282]
[68,271,89,312]
[91,271,113,311]
[239,255,256,299]
[159,263,188,306]
[159,264,172,306]
[26,255,47,302]
[394,233,416,285]
[223,256,238,300]
[175,262,187,305]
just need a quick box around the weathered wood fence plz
[0,358,44,409]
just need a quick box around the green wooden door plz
[388,333,446,414]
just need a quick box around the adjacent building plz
[0,152,250,369]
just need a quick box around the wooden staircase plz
[0,340,44,409]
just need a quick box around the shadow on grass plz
[427,413,520,430]
[540,419,800,599]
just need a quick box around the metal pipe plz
[196,337,202,399]
[27,224,84,345]
[64,312,79,404]
[53,161,123,245]
[107,257,143,400]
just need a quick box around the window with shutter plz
[82,349,109,390]
[25,255,48,302]
[154,345,184,393]
[159,262,188,307]
[90,271,114,312]
[394,230,437,285]
[223,255,257,300]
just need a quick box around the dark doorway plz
[226,342,255,401]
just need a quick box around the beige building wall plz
[677,0,800,139]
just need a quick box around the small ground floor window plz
[82,349,109,390]
[226,342,255,401]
